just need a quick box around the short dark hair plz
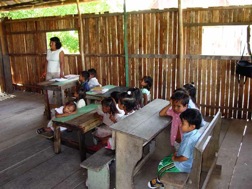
[119,92,136,112]
[127,87,142,110]
[65,101,77,111]
[50,37,62,49]
[180,109,202,129]
[101,97,119,115]
[183,82,196,103]
[142,76,153,90]
[88,68,97,77]
[170,90,190,106]
[81,71,90,81]
[110,91,121,103]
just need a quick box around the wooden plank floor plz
[0,91,251,189]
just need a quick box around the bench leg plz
[53,123,61,154]
[78,131,86,161]
[87,164,110,189]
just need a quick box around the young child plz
[148,109,202,188]
[106,91,136,150]
[88,68,101,89]
[183,82,197,109]
[36,101,77,137]
[182,83,208,128]
[127,87,142,110]
[159,90,190,151]
[74,71,90,108]
[140,76,153,106]
[88,97,124,151]
[110,91,125,115]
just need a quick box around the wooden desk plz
[86,85,128,104]
[52,104,102,161]
[110,99,172,189]
[38,76,79,119]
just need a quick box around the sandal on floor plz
[36,128,45,134]
[40,131,54,139]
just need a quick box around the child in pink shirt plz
[159,90,189,151]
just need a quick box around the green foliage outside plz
[47,31,80,54]
[0,0,123,54]
[0,0,123,19]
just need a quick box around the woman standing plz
[44,37,65,105]
[45,37,64,80]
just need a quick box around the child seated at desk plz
[140,76,153,106]
[110,91,125,115]
[127,87,142,110]
[148,109,202,188]
[74,71,90,108]
[159,89,190,152]
[88,68,101,89]
[88,97,124,151]
[36,101,77,138]
[106,91,137,150]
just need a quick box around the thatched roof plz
[0,0,96,11]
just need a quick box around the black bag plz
[236,60,252,78]
[236,44,252,83]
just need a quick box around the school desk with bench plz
[85,85,128,104]
[52,103,102,161]
[37,75,79,120]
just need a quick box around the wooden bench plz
[80,99,172,189]
[160,110,222,189]
[52,104,103,161]
[80,148,115,189]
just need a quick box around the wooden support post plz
[76,0,85,70]
[124,0,129,87]
[0,19,13,93]
[178,0,184,87]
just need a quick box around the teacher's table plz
[86,85,128,104]
[52,104,102,161]
[110,99,172,189]
[37,76,79,120]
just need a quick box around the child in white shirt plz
[88,68,101,89]
[140,76,153,106]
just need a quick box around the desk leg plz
[78,131,86,161]
[152,126,172,160]
[44,89,51,120]
[53,123,61,154]
[61,89,66,105]
[115,132,143,189]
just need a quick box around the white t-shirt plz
[88,77,101,89]
[46,48,63,73]
[141,88,151,102]
[47,106,66,131]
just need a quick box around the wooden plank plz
[111,99,170,141]
[206,119,247,189]
[53,169,87,189]
[0,141,54,185]
[1,146,82,189]
[80,148,115,171]
[0,136,50,169]
[229,121,252,189]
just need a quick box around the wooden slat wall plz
[2,5,252,119]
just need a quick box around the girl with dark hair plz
[88,97,124,151]
[140,76,153,106]
[127,87,143,110]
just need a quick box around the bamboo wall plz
[2,5,252,119]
